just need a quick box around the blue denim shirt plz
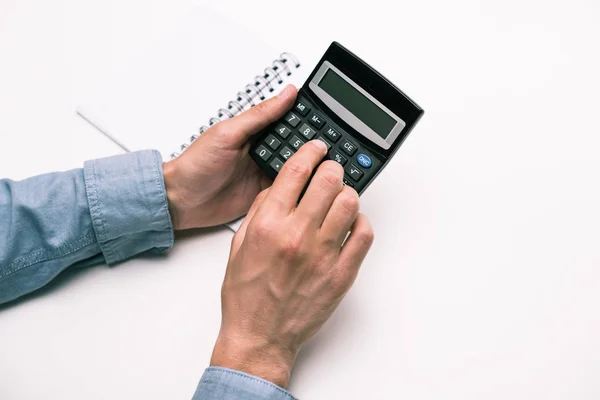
[0,150,296,400]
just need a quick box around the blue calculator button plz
[356,153,372,168]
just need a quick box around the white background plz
[1,0,600,399]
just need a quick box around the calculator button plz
[316,136,332,150]
[284,112,301,128]
[332,152,347,166]
[279,146,295,161]
[294,101,310,116]
[346,164,364,182]
[255,145,272,162]
[356,153,372,168]
[323,126,341,143]
[340,138,358,156]
[289,135,306,150]
[270,157,284,172]
[265,134,282,150]
[343,177,354,188]
[308,112,326,129]
[298,123,317,140]
[274,123,291,139]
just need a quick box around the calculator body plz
[250,42,423,195]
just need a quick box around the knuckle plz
[322,160,344,174]
[251,100,273,121]
[256,188,269,202]
[284,160,311,179]
[338,189,360,215]
[278,228,306,259]
[248,216,276,240]
[317,162,343,187]
[355,223,375,246]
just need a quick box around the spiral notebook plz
[77,7,313,231]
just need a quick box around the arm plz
[0,150,173,305]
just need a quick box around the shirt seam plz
[204,367,296,399]
[0,233,97,280]
[84,159,117,263]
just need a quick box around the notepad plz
[77,7,312,231]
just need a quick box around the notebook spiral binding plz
[170,52,301,159]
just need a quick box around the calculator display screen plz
[318,69,396,140]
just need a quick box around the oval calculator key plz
[356,153,372,168]
[250,42,424,195]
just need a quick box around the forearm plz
[0,150,173,304]
[0,150,298,399]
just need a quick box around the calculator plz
[250,42,424,194]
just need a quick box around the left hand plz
[163,84,297,229]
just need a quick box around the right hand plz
[210,140,374,388]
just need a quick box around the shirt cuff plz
[83,150,174,264]
[193,367,297,400]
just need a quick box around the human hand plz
[163,85,297,230]
[210,141,375,388]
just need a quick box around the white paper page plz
[77,7,305,160]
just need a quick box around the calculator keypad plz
[340,138,358,156]
[270,158,284,172]
[274,123,291,139]
[251,94,382,193]
[279,146,295,161]
[289,135,305,150]
[284,112,301,128]
[323,126,341,143]
[294,101,310,116]
[265,134,281,150]
[308,112,325,129]
[298,123,317,140]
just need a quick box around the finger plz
[217,84,297,147]
[266,140,328,212]
[296,160,344,228]
[320,185,361,246]
[232,188,270,251]
[336,213,374,282]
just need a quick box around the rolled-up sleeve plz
[193,367,297,400]
[0,150,174,304]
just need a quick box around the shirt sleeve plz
[0,150,174,304]
[192,367,297,400]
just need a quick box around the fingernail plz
[278,84,295,100]
[312,139,328,151]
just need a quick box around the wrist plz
[163,160,185,230]
[210,333,295,389]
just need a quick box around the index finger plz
[265,140,329,212]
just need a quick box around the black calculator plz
[250,42,424,194]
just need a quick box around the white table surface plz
[1,0,600,399]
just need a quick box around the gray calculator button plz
[265,134,281,150]
[324,126,341,143]
[270,157,284,172]
[255,145,272,162]
[274,123,291,139]
[332,151,347,166]
[340,138,357,156]
[279,146,295,160]
[298,123,316,140]
[284,112,301,128]
[294,101,310,116]
[289,135,305,150]
[308,112,325,129]
[346,163,364,182]
[316,136,332,150]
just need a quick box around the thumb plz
[219,84,297,147]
